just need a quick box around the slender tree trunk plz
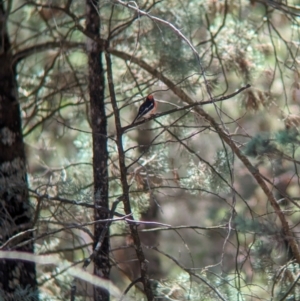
[0,1,37,300]
[86,1,110,300]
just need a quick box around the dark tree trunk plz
[0,1,37,300]
[86,1,110,300]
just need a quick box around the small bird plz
[132,94,157,124]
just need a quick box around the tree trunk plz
[0,1,37,300]
[86,1,110,300]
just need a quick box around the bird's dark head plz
[147,94,154,101]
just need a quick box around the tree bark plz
[86,1,110,300]
[0,1,37,300]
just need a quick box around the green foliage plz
[180,158,211,195]
[214,274,245,301]
[152,271,248,301]
[152,273,199,300]
[234,215,265,234]
[275,129,300,146]
[180,149,232,195]
[210,149,233,193]
[244,133,277,157]
[270,263,300,301]
[143,23,197,87]
[250,238,274,270]
[244,130,300,160]
[213,17,264,83]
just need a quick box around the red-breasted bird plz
[132,94,157,124]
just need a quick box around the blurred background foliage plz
[4,0,300,300]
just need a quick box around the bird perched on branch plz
[132,94,157,124]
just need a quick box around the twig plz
[139,224,228,232]
[120,277,143,301]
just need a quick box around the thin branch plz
[120,277,143,301]
[12,41,83,66]
[139,224,228,232]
